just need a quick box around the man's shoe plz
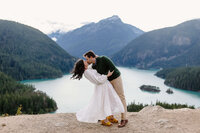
[101,120,113,126]
[118,119,128,128]
[107,116,118,123]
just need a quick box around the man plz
[83,50,128,128]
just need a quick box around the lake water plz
[22,67,200,113]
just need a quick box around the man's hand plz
[107,70,114,77]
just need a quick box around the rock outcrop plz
[0,106,200,133]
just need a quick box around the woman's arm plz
[84,69,113,85]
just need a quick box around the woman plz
[71,59,124,126]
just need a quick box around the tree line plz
[0,72,57,115]
[155,67,200,91]
[127,101,195,112]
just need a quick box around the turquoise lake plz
[22,67,200,113]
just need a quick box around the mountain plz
[0,71,57,115]
[155,67,200,91]
[0,20,76,81]
[49,15,144,58]
[112,19,200,69]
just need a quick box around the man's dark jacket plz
[92,56,120,81]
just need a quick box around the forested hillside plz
[0,19,76,81]
[156,67,200,91]
[0,71,57,115]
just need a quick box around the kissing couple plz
[71,50,128,128]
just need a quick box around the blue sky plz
[0,0,200,34]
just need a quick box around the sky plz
[0,0,200,34]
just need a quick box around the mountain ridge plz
[0,19,76,81]
[111,19,200,69]
[49,15,144,58]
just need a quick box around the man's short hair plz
[83,50,96,58]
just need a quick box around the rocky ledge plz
[0,106,200,133]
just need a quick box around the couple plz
[71,50,128,128]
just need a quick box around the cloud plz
[22,19,84,34]
[41,20,93,34]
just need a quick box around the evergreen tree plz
[0,72,57,115]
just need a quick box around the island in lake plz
[166,88,174,94]
[140,85,161,93]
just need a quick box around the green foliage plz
[0,19,76,81]
[156,67,200,91]
[2,113,9,117]
[127,102,148,112]
[16,105,22,115]
[155,101,195,109]
[0,72,57,115]
[127,101,195,112]
[155,68,175,79]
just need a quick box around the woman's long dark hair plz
[71,59,85,80]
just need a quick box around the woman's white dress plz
[76,66,125,123]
